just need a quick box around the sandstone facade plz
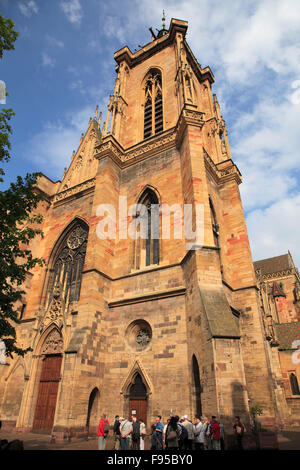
[0,18,299,442]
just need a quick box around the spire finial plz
[94,105,99,119]
[162,10,166,29]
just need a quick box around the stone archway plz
[86,387,100,436]
[32,328,63,431]
[120,360,153,426]
[129,373,148,424]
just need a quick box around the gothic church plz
[1,18,300,442]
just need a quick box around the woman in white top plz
[139,419,147,450]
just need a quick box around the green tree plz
[0,15,45,358]
[0,14,18,59]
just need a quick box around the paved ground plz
[1,429,300,450]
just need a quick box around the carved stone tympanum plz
[41,329,63,355]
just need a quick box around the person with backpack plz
[97,413,110,450]
[165,416,180,450]
[233,416,246,450]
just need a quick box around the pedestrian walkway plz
[1,429,300,450]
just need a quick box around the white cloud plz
[46,35,64,48]
[70,79,86,95]
[97,0,299,263]
[41,52,55,68]
[18,0,38,17]
[246,194,300,267]
[102,16,127,43]
[25,106,94,176]
[23,102,109,180]
[60,0,83,25]
[19,1,300,265]
[232,90,300,211]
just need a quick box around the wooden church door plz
[33,354,62,430]
[129,373,147,424]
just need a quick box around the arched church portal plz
[86,387,100,435]
[129,373,147,424]
[32,329,63,431]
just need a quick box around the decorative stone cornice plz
[95,108,206,168]
[176,108,205,145]
[108,287,186,308]
[114,19,188,68]
[53,178,95,205]
[95,112,240,186]
[113,19,214,86]
[203,148,242,185]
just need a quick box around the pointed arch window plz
[135,189,159,269]
[47,222,89,306]
[192,355,202,417]
[209,196,219,247]
[129,373,147,399]
[290,373,300,395]
[143,70,163,139]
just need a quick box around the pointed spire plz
[94,105,99,120]
[156,10,168,38]
[162,10,166,30]
[272,281,286,298]
[98,111,102,128]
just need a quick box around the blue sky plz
[0,0,300,267]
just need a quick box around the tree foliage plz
[0,15,45,358]
[0,14,19,59]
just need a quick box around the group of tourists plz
[97,413,247,451]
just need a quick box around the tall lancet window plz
[47,222,89,306]
[290,373,300,395]
[209,196,219,248]
[143,70,163,139]
[135,189,159,269]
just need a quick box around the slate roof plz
[199,286,240,339]
[275,322,300,350]
[253,254,291,276]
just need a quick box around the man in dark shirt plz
[131,416,141,450]
[113,415,121,450]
